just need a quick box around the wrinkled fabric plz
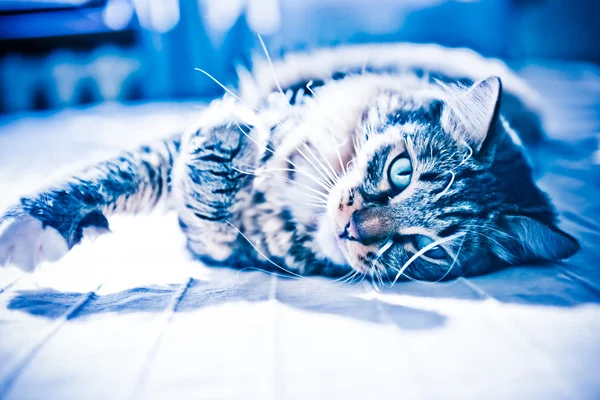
[0,64,599,399]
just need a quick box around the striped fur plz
[0,44,579,280]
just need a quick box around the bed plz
[0,61,599,399]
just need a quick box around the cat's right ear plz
[442,76,502,155]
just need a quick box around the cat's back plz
[239,42,544,143]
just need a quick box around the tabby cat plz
[0,43,579,283]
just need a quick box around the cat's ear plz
[491,215,580,264]
[442,76,502,154]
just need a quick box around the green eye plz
[414,235,446,260]
[388,156,412,191]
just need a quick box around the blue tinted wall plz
[0,0,597,113]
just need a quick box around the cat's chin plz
[315,214,347,266]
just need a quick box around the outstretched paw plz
[192,123,256,168]
[185,122,257,214]
[0,214,69,272]
[177,118,259,262]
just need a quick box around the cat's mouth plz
[332,213,381,274]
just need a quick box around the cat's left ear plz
[491,215,580,264]
[442,76,502,154]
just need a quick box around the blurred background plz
[0,0,598,114]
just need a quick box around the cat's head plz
[327,76,579,281]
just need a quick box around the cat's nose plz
[341,218,361,241]
[349,207,396,245]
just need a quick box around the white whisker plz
[260,167,333,192]
[398,228,468,284]
[257,34,287,106]
[233,122,334,193]
[354,270,368,286]
[299,142,339,185]
[195,68,261,113]
[376,269,385,289]
[370,271,381,292]
[306,202,329,209]
[346,157,357,171]
[377,240,394,259]
[265,174,329,200]
[391,232,466,285]
[234,122,308,173]
[296,145,338,186]
[342,270,359,284]
[304,84,348,178]
[462,223,520,242]
[458,140,474,167]
[435,140,474,200]
[234,165,330,201]
[256,43,344,191]
[233,123,336,201]
[331,269,358,286]
[433,170,455,201]
[226,221,309,280]
[236,267,301,280]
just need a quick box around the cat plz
[0,43,580,283]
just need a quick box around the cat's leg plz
[0,136,181,270]
[173,103,261,264]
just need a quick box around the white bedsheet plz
[0,63,599,400]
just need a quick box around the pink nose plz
[339,217,360,241]
[346,217,360,240]
[343,207,397,245]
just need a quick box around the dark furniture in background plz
[0,0,597,114]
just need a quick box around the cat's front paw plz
[0,214,69,272]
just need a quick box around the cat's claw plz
[0,214,69,272]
